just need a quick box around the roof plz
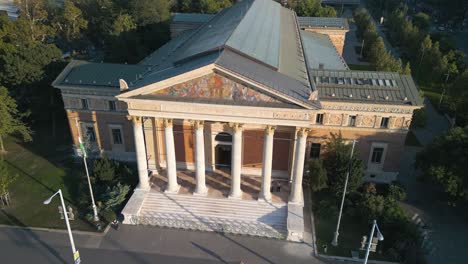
[297,17,349,30]
[309,69,423,106]
[172,13,215,23]
[301,31,348,70]
[54,60,149,88]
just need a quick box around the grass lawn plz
[313,192,393,261]
[0,121,98,231]
[348,64,376,71]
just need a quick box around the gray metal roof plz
[58,60,149,88]
[226,0,281,69]
[309,69,423,106]
[301,31,348,70]
[215,49,318,109]
[172,13,215,23]
[297,17,349,30]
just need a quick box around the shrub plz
[387,184,407,201]
[93,155,115,183]
[101,209,117,223]
[411,108,427,128]
[99,183,130,211]
[307,159,328,192]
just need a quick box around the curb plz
[0,223,111,236]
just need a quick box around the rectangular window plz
[310,143,321,159]
[380,117,389,128]
[108,101,116,111]
[371,147,384,163]
[86,126,96,142]
[316,114,324,124]
[111,128,123,144]
[81,99,88,110]
[348,115,356,127]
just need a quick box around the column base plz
[136,182,151,191]
[165,184,181,194]
[228,192,243,199]
[193,188,208,196]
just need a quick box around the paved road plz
[0,224,341,264]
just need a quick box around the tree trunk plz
[0,135,5,153]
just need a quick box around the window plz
[310,143,321,159]
[380,117,389,128]
[371,147,384,163]
[86,126,96,142]
[81,99,88,110]
[315,114,324,125]
[108,101,116,111]
[348,115,356,127]
[111,128,123,144]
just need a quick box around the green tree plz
[307,159,328,192]
[54,0,88,43]
[130,0,172,26]
[199,0,232,14]
[295,0,336,17]
[0,87,32,152]
[99,182,130,210]
[0,158,17,206]
[449,70,468,126]
[323,132,364,196]
[14,0,54,43]
[93,155,116,183]
[413,12,430,31]
[110,13,137,36]
[416,126,468,204]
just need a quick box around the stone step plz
[139,212,287,227]
[145,192,286,207]
[141,200,286,214]
[140,210,287,225]
[141,202,287,221]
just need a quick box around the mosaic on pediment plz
[328,114,342,125]
[151,73,284,104]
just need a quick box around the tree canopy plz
[416,126,468,204]
[0,86,32,152]
[291,0,337,18]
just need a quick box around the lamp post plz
[363,220,384,264]
[331,139,357,246]
[75,118,99,222]
[43,189,80,262]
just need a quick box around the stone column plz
[229,123,243,199]
[164,118,180,193]
[130,116,150,190]
[289,128,308,204]
[193,120,207,196]
[260,125,275,201]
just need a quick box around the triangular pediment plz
[140,72,302,108]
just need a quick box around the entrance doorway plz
[214,132,233,171]
[215,144,232,170]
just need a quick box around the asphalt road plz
[0,224,336,264]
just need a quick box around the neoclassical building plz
[53,0,422,241]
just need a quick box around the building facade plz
[53,0,422,241]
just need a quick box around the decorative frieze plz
[322,104,413,114]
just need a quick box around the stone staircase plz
[136,192,288,239]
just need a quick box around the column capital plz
[163,118,173,128]
[229,122,243,133]
[191,120,204,130]
[127,115,143,125]
[264,125,276,135]
[296,127,310,137]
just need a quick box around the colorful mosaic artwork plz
[152,73,282,103]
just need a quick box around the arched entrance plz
[214,132,232,171]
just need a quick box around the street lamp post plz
[331,139,357,246]
[43,189,79,262]
[363,220,384,264]
[75,118,99,222]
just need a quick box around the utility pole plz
[75,118,99,222]
[331,139,357,246]
[363,220,384,264]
